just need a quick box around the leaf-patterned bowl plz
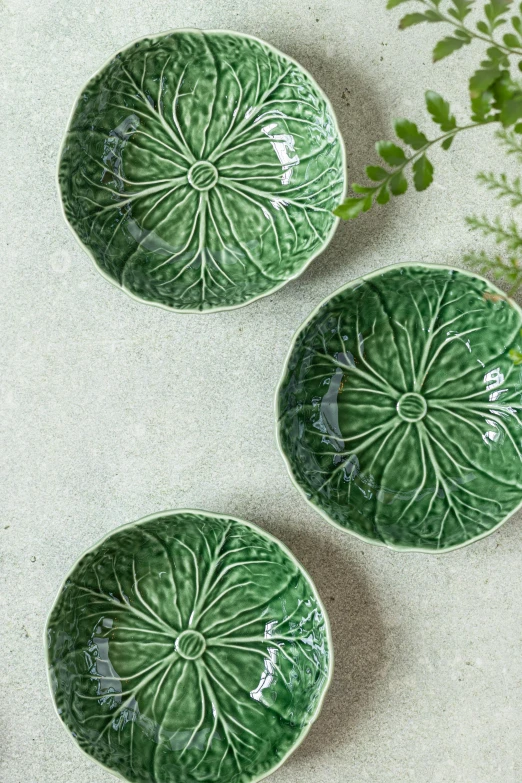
[276,263,522,553]
[45,510,332,783]
[58,29,346,312]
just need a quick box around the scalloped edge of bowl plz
[274,261,522,554]
[43,508,334,783]
[56,28,347,314]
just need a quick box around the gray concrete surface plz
[1,1,521,781]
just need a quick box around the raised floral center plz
[187,160,218,191]
[397,392,427,423]
[175,629,206,659]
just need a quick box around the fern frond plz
[477,171,522,206]
[464,250,522,295]
[496,129,522,161]
[466,215,522,251]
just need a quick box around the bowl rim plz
[56,28,347,314]
[43,507,334,783]
[274,261,522,554]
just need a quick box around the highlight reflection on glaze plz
[58,30,345,312]
[277,265,522,552]
[46,511,330,783]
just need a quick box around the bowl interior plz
[277,264,522,552]
[58,30,346,311]
[46,510,331,783]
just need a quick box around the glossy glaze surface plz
[45,510,331,783]
[277,264,522,552]
[58,29,345,312]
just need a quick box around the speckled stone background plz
[1,1,521,782]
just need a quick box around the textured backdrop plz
[1,0,521,782]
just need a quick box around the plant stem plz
[368,122,484,195]
[420,0,522,55]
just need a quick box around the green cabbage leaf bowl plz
[58,29,346,312]
[45,510,331,783]
[277,264,522,553]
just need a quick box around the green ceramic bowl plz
[45,510,332,783]
[276,263,522,553]
[58,29,346,312]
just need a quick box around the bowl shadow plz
[249,514,388,763]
